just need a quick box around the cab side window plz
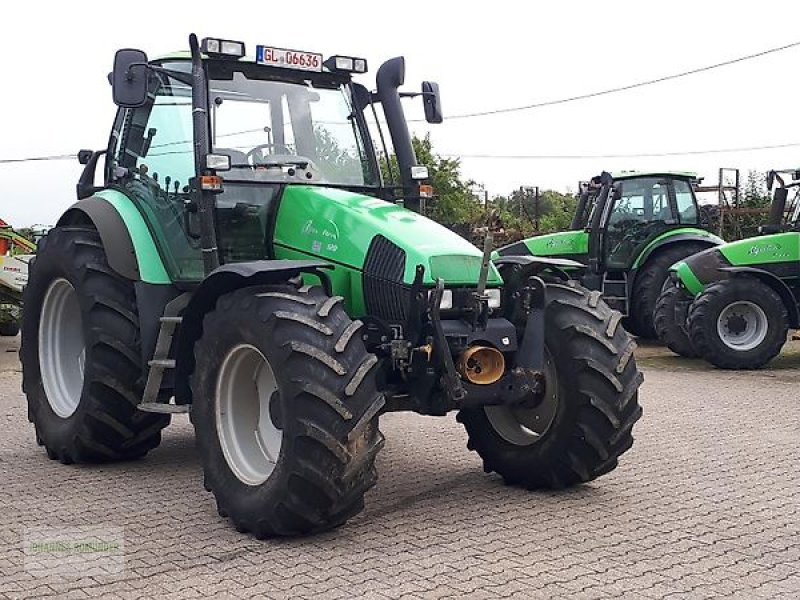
[674,180,698,224]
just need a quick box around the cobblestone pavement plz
[1,334,799,599]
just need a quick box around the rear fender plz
[634,233,722,270]
[57,192,171,284]
[719,266,800,328]
[173,260,332,404]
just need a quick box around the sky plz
[2,0,800,226]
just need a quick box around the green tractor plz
[656,169,800,369]
[495,171,723,338]
[21,35,642,537]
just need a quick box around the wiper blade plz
[230,160,309,169]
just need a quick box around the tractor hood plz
[495,230,589,260]
[272,186,502,286]
[671,232,800,296]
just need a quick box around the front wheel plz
[687,276,788,369]
[654,279,698,358]
[191,284,385,537]
[458,282,643,489]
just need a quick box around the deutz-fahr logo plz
[748,242,783,256]
[546,238,573,248]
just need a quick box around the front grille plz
[363,235,408,322]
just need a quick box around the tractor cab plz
[78,37,443,283]
[578,171,704,271]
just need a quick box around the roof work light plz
[323,55,368,74]
[201,37,246,59]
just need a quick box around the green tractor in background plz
[656,169,800,369]
[495,171,723,339]
[20,35,642,537]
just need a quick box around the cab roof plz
[610,170,699,181]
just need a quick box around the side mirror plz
[77,149,93,165]
[112,49,149,108]
[767,170,775,191]
[422,81,442,124]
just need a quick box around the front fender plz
[493,254,585,280]
[173,260,332,403]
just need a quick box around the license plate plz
[256,45,322,72]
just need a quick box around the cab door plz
[108,64,204,282]
[603,177,675,270]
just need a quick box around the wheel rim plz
[484,350,559,446]
[716,301,769,351]
[216,344,283,486]
[38,278,85,418]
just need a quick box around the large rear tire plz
[629,243,710,339]
[687,276,788,369]
[191,284,385,537]
[654,279,698,358]
[20,227,169,463]
[458,282,643,489]
[0,321,20,336]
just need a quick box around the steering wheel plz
[246,143,294,164]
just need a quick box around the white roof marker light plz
[201,37,246,59]
[323,55,368,74]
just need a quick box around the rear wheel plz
[458,282,643,489]
[0,320,19,336]
[654,279,698,358]
[20,227,169,463]
[629,243,710,339]
[687,276,788,369]
[191,284,385,537]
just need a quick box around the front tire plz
[687,276,788,369]
[629,243,710,339]
[191,284,385,537]
[20,227,169,463]
[654,279,698,358]
[458,282,643,489]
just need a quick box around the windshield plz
[209,72,378,187]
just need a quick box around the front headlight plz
[427,289,453,310]
[439,290,453,310]
[485,289,501,308]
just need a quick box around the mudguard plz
[633,231,723,270]
[173,260,333,403]
[57,196,140,280]
[493,254,585,280]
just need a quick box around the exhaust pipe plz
[456,345,505,385]
[376,57,419,208]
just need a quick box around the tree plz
[380,134,483,225]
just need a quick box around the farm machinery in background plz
[495,171,724,339]
[0,219,40,336]
[657,168,800,369]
